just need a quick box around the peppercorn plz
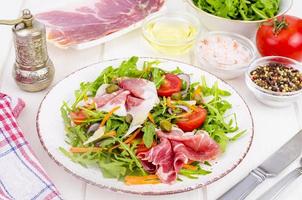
[250,63,302,93]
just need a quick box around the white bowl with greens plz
[186,0,292,38]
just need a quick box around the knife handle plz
[217,168,267,200]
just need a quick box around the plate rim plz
[36,57,254,195]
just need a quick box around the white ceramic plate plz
[36,58,254,195]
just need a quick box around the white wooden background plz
[0,0,301,199]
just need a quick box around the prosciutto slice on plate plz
[94,84,129,116]
[119,78,159,134]
[158,129,220,161]
[138,129,220,184]
[36,0,164,47]
[93,78,159,136]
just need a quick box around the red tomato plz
[157,74,182,97]
[70,110,86,125]
[256,15,302,61]
[177,107,207,132]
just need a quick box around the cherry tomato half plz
[70,110,87,125]
[176,107,207,132]
[157,74,182,97]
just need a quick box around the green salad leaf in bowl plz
[193,0,280,21]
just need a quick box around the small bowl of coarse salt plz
[194,31,257,80]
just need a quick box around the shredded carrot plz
[73,119,85,123]
[182,164,198,171]
[109,129,141,152]
[70,147,102,153]
[104,130,116,137]
[187,160,195,164]
[125,175,160,185]
[189,105,198,112]
[126,175,158,179]
[100,106,120,127]
[108,144,120,153]
[148,113,155,124]
[124,129,141,144]
[175,112,192,119]
[125,179,160,185]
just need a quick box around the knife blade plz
[259,129,302,176]
[217,129,302,200]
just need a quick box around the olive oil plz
[143,17,198,55]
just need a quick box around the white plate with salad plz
[37,57,253,195]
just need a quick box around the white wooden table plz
[0,0,302,199]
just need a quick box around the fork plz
[257,158,302,200]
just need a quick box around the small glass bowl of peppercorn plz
[246,56,302,107]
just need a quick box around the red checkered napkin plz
[0,93,62,200]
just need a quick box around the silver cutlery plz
[257,158,302,200]
[217,129,302,200]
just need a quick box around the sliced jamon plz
[94,84,128,116]
[125,95,144,110]
[119,78,158,100]
[119,78,159,137]
[92,78,159,136]
[158,129,220,161]
[95,90,125,107]
[97,90,130,116]
[137,129,220,184]
[138,138,177,184]
[36,0,164,47]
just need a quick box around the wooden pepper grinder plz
[0,9,54,92]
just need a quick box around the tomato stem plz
[273,16,288,35]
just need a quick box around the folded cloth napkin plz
[0,93,62,200]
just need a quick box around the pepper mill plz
[0,9,54,92]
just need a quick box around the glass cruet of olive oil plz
[142,11,201,55]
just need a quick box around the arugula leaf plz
[117,122,129,136]
[142,122,156,148]
[61,102,71,127]
[151,67,165,89]
[179,168,211,175]
[193,0,280,21]
[179,167,211,179]
[98,138,116,148]
[99,159,127,179]
[103,117,129,137]
[72,82,91,110]
[116,56,142,78]
[229,130,246,141]
[114,138,146,175]
[204,161,211,166]
[170,66,183,75]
